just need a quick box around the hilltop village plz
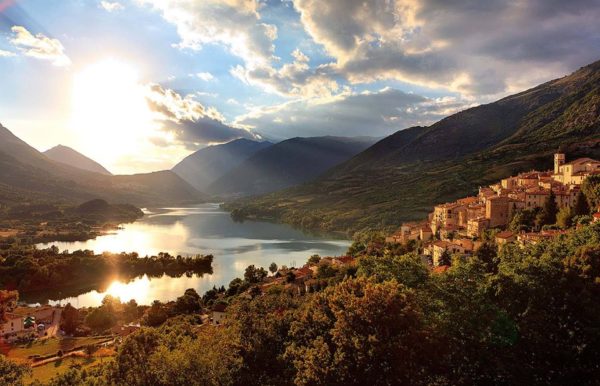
[387,153,600,266]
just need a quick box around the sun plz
[69,59,157,171]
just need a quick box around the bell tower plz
[554,153,565,174]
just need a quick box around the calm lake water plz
[33,204,350,307]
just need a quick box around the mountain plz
[225,59,600,236]
[44,145,112,175]
[208,136,378,197]
[0,123,205,207]
[172,138,273,192]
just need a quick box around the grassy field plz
[7,336,111,364]
[25,353,114,384]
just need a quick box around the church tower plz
[554,153,565,174]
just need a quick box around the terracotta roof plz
[495,231,515,239]
[435,202,463,209]
[519,172,539,179]
[295,266,313,276]
[2,313,22,322]
[487,195,509,201]
[212,304,228,313]
[525,189,549,195]
[335,256,354,264]
[563,157,599,166]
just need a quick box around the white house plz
[1,313,24,337]
[211,304,228,326]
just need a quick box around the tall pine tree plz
[541,190,558,226]
[574,191,591,216]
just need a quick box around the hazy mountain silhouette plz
[172,138,273,192]
[44,145,112,175]
[209,136,378,197]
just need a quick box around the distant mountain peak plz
[44,145,112,175]
[172,138,273,192]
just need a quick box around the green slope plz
[225,60,600,237]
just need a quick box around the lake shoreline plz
[27,204,351,307]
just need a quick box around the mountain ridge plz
[225,59,600,236]
[172,138,273,192]
[44,145,112,175]
[0,123,205,207]
[208,136,378,197]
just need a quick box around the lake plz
[33,204,350,307]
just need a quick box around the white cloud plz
[100,1,124,12]
[231,49,340,98]
[0,49,16,57]
[9,26,71,66]
[146,84,260,148]
[138,0,277,69]
[195,72,215,81]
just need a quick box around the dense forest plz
[3,221,598,385]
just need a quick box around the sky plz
[0,0,599,174]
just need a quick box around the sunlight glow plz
[69,59,161,172]
[105,276,151,303]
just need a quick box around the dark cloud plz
[146,84,260,149]
[294,0,600,96]
[236,88,469,139]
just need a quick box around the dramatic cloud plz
[9,26,71,66]
[231,49,341,98]
[146,84,260,148]
[294,0,600,95]
[138,0,277,69]
[100,1,124,12]
[236,88,470,139]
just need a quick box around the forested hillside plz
[226,60,600,236]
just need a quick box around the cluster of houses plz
[387,154,600,266]
[0,305,57,342]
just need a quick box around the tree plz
[269,262,278,275]
[537,190,558,227]
[438,249,452,266]
[84,306,116,331]
[0,355,30,386]
[582,175,600,209]
[244,265,267,284]
[316,260,337,279]
[226,278,247,297]
[509,209,536,232]
[308,254,321,264]
[113,328,163,386]
[174,289,201,315]
[60,303,80,335]
[101,295,121,315]
[473,241,499,273]
[143,301,168,327]
[123,299,140,322]
[285,278,433,386]
[556,206,574,229]
[357,253,428,288]
[574,191,591,216]
[285,271,296,283]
